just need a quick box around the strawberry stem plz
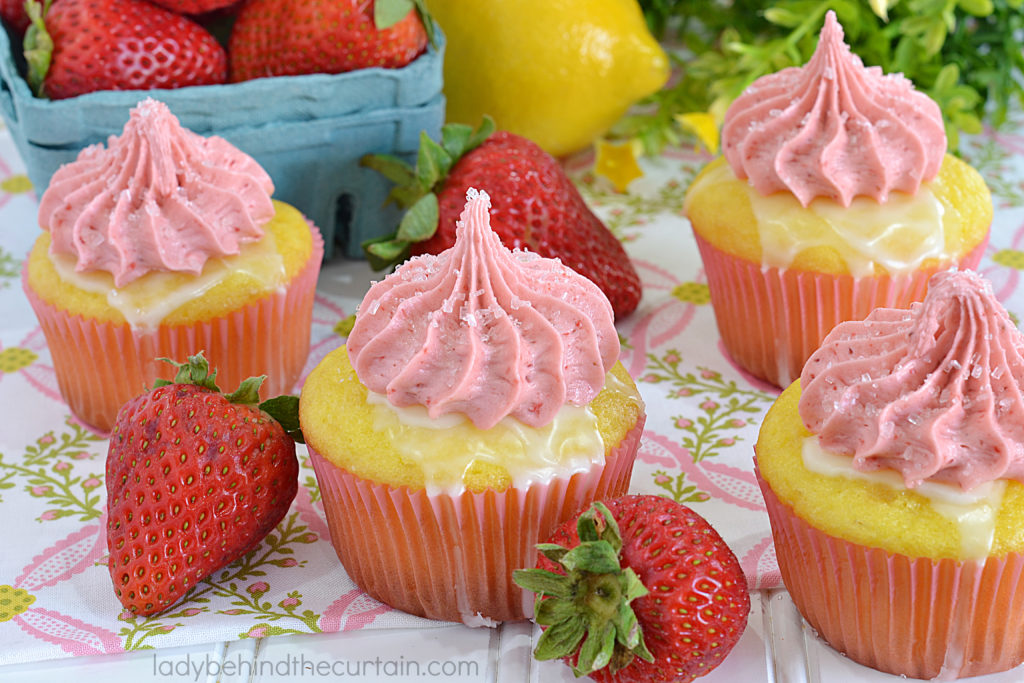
[153,352,304,444]
[359,115,496,270]
[513,502,654,677]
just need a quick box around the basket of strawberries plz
[0,0,445,259]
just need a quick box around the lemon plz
[427,0,669,157]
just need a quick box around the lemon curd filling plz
[687,157,947,277]
[299,347,645,495]
[365,369,640,496]
[757,382,1024,560]
[27,200,311,329]
[802,436,1006,559]
[683,155,991,276]
[48,230,284,330]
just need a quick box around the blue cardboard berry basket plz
[0,25,445,260]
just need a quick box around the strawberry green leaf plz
[373,0,415,29]
[534,615,586,661]
[395,193,439,243]
[154,353,221,391]
[560,541,620,574]
[534,597,576,627]
[467,115,497,150]
[223,376,265,406]
[440,122,475,160]
[511,568,573,600]
[536,543,569,564]
[362,236,411,271]
[415,133,453,191]
[575,622,615,675]
[259,395,304,444]
[23,0,53,98]
[360,153,416,187]
[620,567,648,603]
[411,0,438,49]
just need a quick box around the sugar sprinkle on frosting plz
[39,98,275,287]
[721,10,946,207]
[800,269,1024,490]
[346,188,619,430]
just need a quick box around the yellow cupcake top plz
[300,346,644,494]
[757,381,1024,561]
[26,200,313,329]
[683,154,991,277]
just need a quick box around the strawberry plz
[144,0,238,14]
[228,0,432,82]
[361,117,643,319]
[1,0,30,33]
[513,496,750,682]
[24,0,227,100]
[106,353,302,616]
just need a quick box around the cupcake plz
[683,11,991,387]
[23,98,323,432]
[300,188,645,624]
[756,269,1024,679]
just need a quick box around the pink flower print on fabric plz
[638,432,765,512]
[4,522,122,656]
[616,260,703,378]
[318,589,392,632]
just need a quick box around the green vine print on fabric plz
[0,419,106,521]
[117,510,320,649]
[0,248,18,289]
[640,350,775,503]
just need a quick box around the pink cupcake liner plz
[23,224,324,433]
[309,416,645,625]
[694,234,987,388]
[757,467,1024,679]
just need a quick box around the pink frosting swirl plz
[39,98,275,286]
[347,188,619,430]
[721,10,946,207]
[799,270,1024,490]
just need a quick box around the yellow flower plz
[0,585,35,622]
[0,174,32,194]
[675,112,720,155]
[594,138,644,193]
[0,348,37,373]
[671,282,711,305]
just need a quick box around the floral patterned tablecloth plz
[2,112,1024,667]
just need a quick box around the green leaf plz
[373,0,415,29]
[155,353,221,391]
[575,622,615,675]
[957,0,993,15]
[533,616,586,661]
[362,236,410,272]
[258,395,303,444]
[360,153,416,187]
[534,597,577,626]
[536,543,569,564]
[223,375,265,406]
[415,133,452,191]
[620,568,649,603]
[613,602,642,650]
[440,122,475,160]
[395,192,439,243]
[23,0,53,98]
[560,542,621,574]
[467,115,497,150]
[512,568,573,599]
